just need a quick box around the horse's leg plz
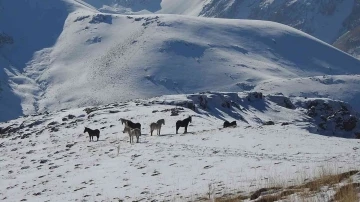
[150,128,153,136]
[89,135,91,142]
[184,126,187,134]
[176,126,179,134]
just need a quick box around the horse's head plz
[189,116,192,123]
[120,118,125,125]
[122,125,130,133]
[83,127,88,133]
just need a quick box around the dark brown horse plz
[84,127,100,142]
[223,121,237,128]
[120,118,141,130]
[176,116,192,134]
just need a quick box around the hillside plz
[82,0,360,57]
[2,1,360,201]
[0,0,94,121]
[81,0,356,44]
[1,0,360,123]
[1,92,360,201]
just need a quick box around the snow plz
[80,0,355,44]
[10,11,360,120]
[1,1,360,201]
[1,92,360,201]
[1,0,360,122]
[254,75,360,112]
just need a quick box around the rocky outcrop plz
[304,99,359,138]
[267,94,295,109]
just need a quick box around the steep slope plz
[25,12,360,114]
[0,0,96,121]
[2,0,360,122]
[82,0,360,57]
[81,0,356,44]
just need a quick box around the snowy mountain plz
[82,0,360,56]
[1,0,360,122]
[2,1,360,201]
[1,92,360,201]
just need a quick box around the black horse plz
[120,118,141,130]
[176,116,192,134]
[84,127,100,142]
[223,121,237,128]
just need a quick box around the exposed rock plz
[264,121,275,125]
[342,116,357,131]
[39,159,48,164]
[89,14,112,24]
[246,92,263,102]
[47,121,58,126]
[267,94,295,109]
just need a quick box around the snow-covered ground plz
[1,92,359,201]
[2,1,360,201]
[1,0,360,122]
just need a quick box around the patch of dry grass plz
[297,170,359,192]
[211,169,359,202]
[333,183,360,202]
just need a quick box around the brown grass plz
[297,170,359,192]
[332,183,360,202]
[212,170,359,202]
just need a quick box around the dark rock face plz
[305,99,359,137]
[267,94,295,109]
[246,92,263,102]
[342,116,357,131]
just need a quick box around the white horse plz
[150,119,165,136]
[123,124,141,144]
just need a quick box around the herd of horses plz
[84,115,237,144]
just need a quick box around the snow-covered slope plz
[14,10,360,116]
[1,92,360,201]
[1,0,360,122]
[82,0,360,57]
[0,0,95,121]
[81,0,356,44]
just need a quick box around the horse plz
[120,118,130,125]
[176,116,192,134]
[150,119,165,136]
[120,118,141,130]
[123,124,141,144]
[223,121,237,128]
[84,127,100,142]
